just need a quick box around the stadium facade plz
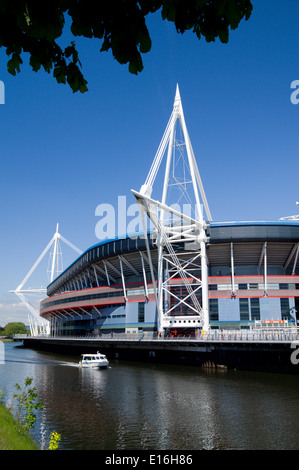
[40,221,299,337]
[40,87,299,337]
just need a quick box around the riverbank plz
[0,403,38,450]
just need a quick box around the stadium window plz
[280,298,290,320]
[250,298,260,321]
[218,284,232,290]
[268,283,279,290]
[279,283,288,290]
[240,298,249,320]
[209,299,219,321]
[238,283,247,290]
[138,302,145,322]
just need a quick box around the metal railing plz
[20,328,299,343]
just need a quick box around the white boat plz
[79,352,109,368]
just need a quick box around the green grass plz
[0,403,38,450]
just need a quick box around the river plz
[1,341,299,450]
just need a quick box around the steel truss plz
[10,224,82,336]
[132,85,211,334]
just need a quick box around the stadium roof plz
[47,220,299,296]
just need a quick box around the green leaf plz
[219,28,229,43]
[139,33,151,53]
[66,64,88,93]
[129,58,144,75]
[53,66,66,84]
[29,55,41,72]
[7,53,23,75]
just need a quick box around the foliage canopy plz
[0,0,253,92]
[0,322,27,336]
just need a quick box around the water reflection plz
[1,342,299,450]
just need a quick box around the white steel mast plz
[132,85,211,335]
[10,224,82,336]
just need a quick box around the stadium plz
[39,87,299,338]
[40,221,299,337]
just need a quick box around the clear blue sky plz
[1,0,299,325]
